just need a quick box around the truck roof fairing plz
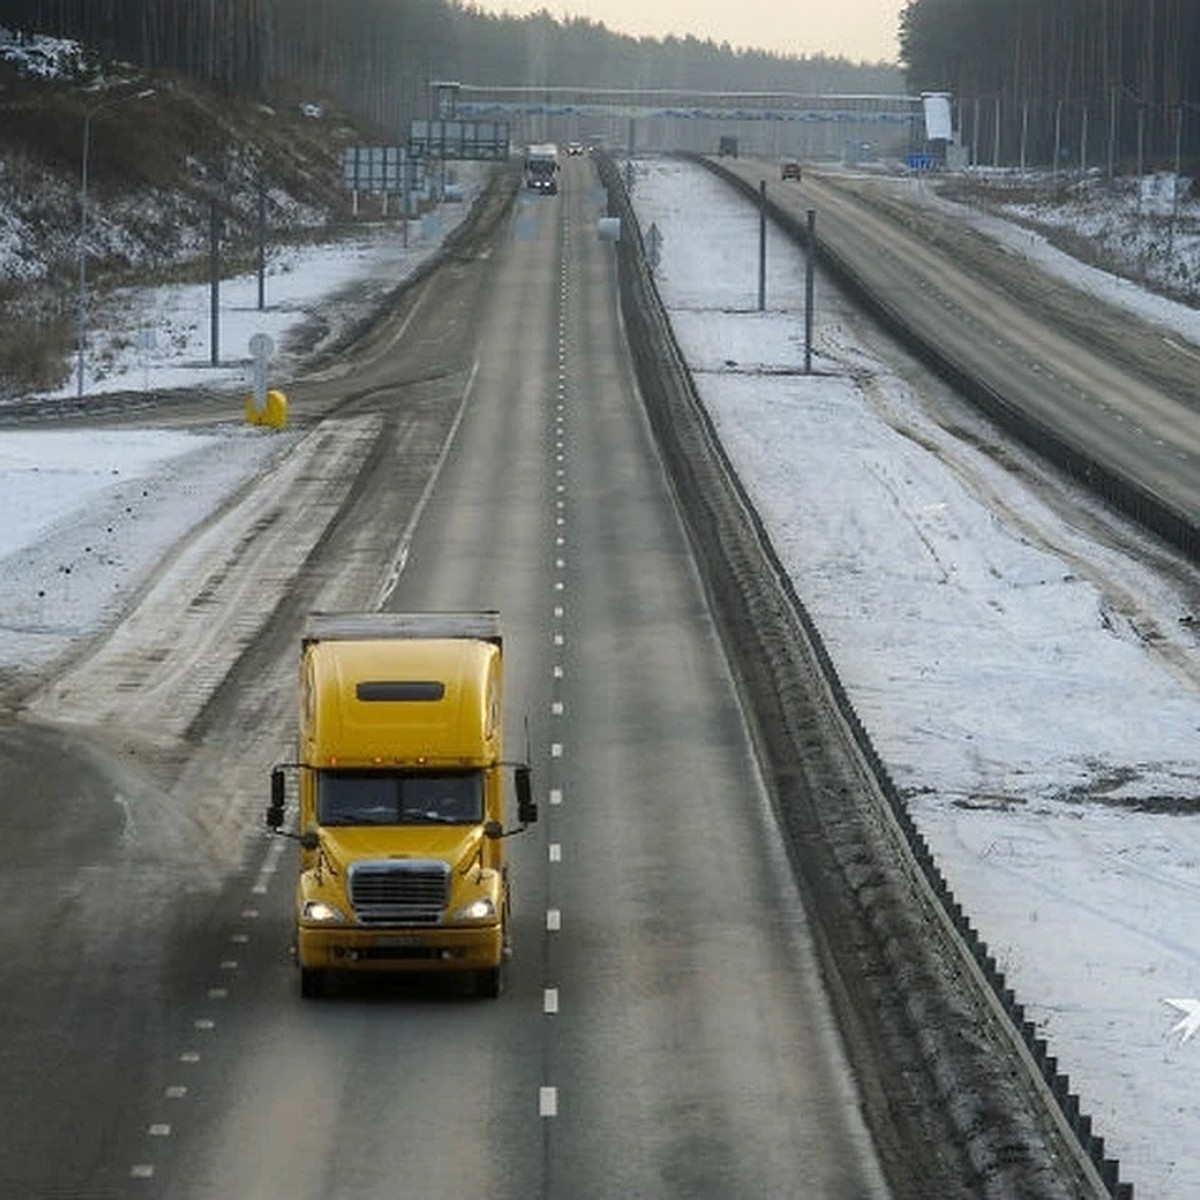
[302,634,502,766]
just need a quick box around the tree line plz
[900,0,1200,170]
[5,0,901,134]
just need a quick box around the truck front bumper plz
[297,923,503,974]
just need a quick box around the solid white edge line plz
[377,359,481,607]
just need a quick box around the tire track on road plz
[25,414,382,742]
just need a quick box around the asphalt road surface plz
[0,159,891,1198]
[726,159,1200,526]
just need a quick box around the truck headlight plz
[302,899,347,922]
[453,897,496,922]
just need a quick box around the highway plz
[719,159,1200,532]
[0,158,892,1198]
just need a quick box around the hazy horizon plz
[469,0,906,64]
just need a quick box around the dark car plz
[781,161,802,181]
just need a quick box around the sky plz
[5,160,1200,1198]
[472,0,906,62]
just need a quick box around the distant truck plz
[267,612,537,999]
[718,136,739,158]
[781,160,802,181]
[524,142,559,193]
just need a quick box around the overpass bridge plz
[430,82,940,162]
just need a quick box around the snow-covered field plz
[4,157,1200,1196]
[55,211,464,399]
[631,159,1200,1199]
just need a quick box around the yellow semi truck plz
[266,612,537,999]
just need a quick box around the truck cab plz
[267,613,536,998]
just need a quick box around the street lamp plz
[76,87,155,398]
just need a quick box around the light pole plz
[76,87,155,398]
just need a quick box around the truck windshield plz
[317,770,483,826]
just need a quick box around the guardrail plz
[598,150,1132,1200]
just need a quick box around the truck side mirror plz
[266,767,286,829]
[515,765,537,826]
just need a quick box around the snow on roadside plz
[869,171,1200,344]
[630,157,1200,1200]
[47,208,471,400]
[0,425,297,685]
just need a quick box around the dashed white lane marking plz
[539,1086,559,1117]
[544,987,560,1014]
[551,701,564,715]
[554,605,564,617]
[179,1052,201,1064]
[148,1124,171,1137]
[252,837,286,895]
[193,1018,216,1031]
[551,743,563,757]
[207,988,228,1000]
[554,633,564,646]
[220,960,238,971]
[165,1086,188,1099]
[546,909,562,931]
[130,1164,154,1179]
[553,666,563,679]
[549,843,562,862]
[550,788,562,806]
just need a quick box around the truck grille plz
[348,859,449,925]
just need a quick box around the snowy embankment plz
[629,158,1200,1200]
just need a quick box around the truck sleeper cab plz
[524,143,559,194]
[267,613,536,999]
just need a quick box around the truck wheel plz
[300,967,326,999]
[475,965,503,999]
